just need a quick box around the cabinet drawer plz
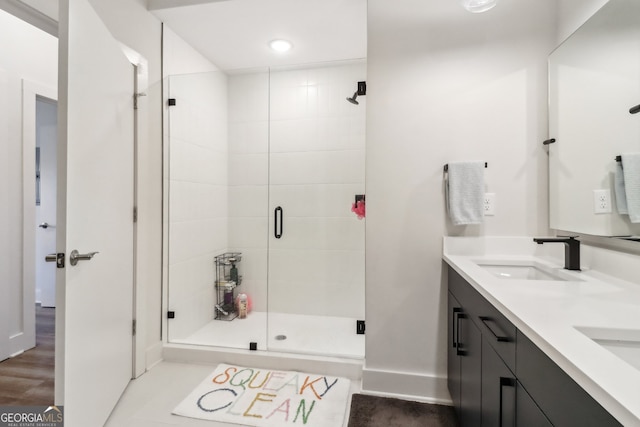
[448,267,516,371]
[516,331,622,427]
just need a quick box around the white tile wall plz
[266,62,366,318]
[169,62,366,337]
[227,71,270,314]
[168,71,228,340]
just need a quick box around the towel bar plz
[444,162,487,172]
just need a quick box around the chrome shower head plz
[346,92,359,105]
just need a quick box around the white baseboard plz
[361,367,453,405]
[145,341,163,371]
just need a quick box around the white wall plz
[556,0,609,44]
[364,0,556,401]
[0,8,57,359]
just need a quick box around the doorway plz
[35,96,57,309]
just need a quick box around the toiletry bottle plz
[223,282,235,306]
[230,262,238,284]
[237,293,248,319]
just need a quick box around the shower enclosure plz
[166,60,366,359]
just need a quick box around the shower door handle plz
[274,206,283,239]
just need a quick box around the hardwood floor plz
[0,305,55,405]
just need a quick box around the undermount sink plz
[575,326,640,371]
[475,260,570,281]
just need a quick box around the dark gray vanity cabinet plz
[481,338,516,427]
[516,331,622,427]
[515,381,553,426]
[449,266,518,427]
[448,292,482,426]
[447,266,621,427]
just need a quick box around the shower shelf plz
[214,252,242,321]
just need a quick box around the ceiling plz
[149,0,367,71]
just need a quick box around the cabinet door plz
[448,292,462,412]
[459,310,482,426]
[517,331,622,426]
[482,336,516,427]
[516,381,553,427]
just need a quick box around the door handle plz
[456,312,467,356]
[452,307,462,348]
[70,249,99,266]
[499,377,516,427]
[274,206,283,239]
[479,316,511,342]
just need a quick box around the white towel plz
[622,153,640,223]
[446,161,484,225]
[614,162,628,215]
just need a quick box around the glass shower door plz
[166,70,270,349]
[267,61,367,358]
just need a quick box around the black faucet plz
[533,237,581,271]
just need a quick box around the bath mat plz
[347,394,458,427]
[172,363,350,427]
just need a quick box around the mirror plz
[549,0,640,239]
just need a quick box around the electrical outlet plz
[484,193,496,216]
[593,189,612,214]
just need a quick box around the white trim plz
[119,43,150,379]
[22,79,57,359]
[145,341,163,370]
[0,0,57,37]
[362,366,452,405]
[8,332,25,356]
[147,0,228,11]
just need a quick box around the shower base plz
[171,311,364,358]
[164,312,364,380]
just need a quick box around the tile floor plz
[105,361,361,427]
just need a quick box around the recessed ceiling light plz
[459,0,498,13]
[269,39,293,53]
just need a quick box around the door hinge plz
[133,206,138,223]
[133,92,146,110]
[132,319,137,336]
[356,320,365,335]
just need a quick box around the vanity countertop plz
[443,236,640,427]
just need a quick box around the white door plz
[56,0,134,425]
